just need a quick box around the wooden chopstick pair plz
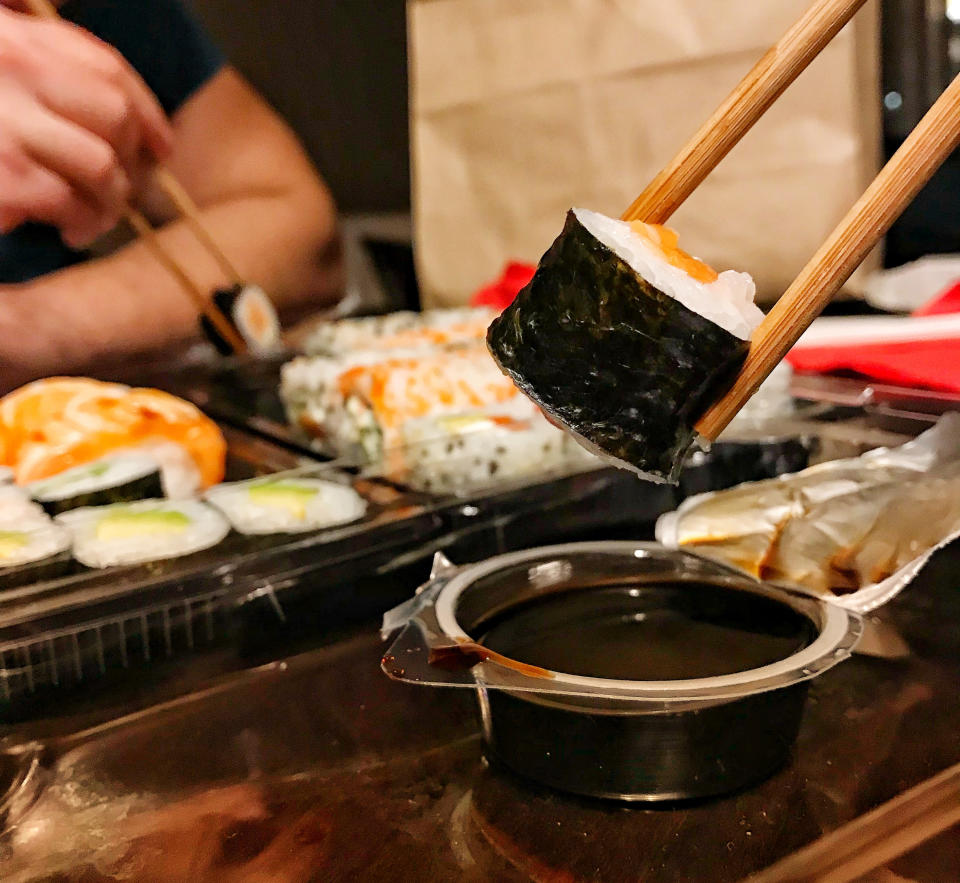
[741,759,960,882]
[621,0,960,440]
[25,0,248,355]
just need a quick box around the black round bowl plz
[424,543,862,802]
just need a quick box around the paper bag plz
[409,0,880,306]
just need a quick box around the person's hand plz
[0,7,173,247]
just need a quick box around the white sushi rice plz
[281,345,530,463]
[206,477,368,535]
[281,347,442,400]
[0,466,12,484]
[0,519,71,570]
[280,348,429,443]
[573,207,763,341]
[126,441,202,499]
[302,312,422,356]
[302,308,495,356]
[0,485,48,526]
[0,487,72,569]
[398,411,594,494]
[27,452,160,504]
[232,284,282,355]
[56,499,229,569]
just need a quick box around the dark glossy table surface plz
[0,540,958,882]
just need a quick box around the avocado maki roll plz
[0,520,72,588]
[28,453,163,516]
[0,489,73,587]
[205,476,367,535]
[56,500,229,569]
[487,208,763,483]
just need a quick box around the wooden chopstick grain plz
[125,212,248,355]
[741,760,960,883]
[696,71,960,440]
[153,169,245,287]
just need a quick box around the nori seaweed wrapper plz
[0,551,76,591]
[201,284,244,356]
[37,469,163,517]
[487,210,749,483]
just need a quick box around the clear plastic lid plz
[382,542,862,706]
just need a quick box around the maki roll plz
[487,208,763,482]
[302,312,424,356]
[396,411,592,494]
[206,476,367,535]
[282,345,531,462]
[202,284,282,356]
[0,521,72,588]
[56,500,229,569]
[0,487,72,587]
[27,452,163,515]
[280,347,428,443]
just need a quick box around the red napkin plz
[470,262,535,311]
[913,280,960,317]
[787,283,960,393]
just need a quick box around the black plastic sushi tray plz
[0,426,449,712]
[0,389,822,717]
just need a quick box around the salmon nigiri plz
[0,378,225,492]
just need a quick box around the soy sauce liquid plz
[477,582,817,680]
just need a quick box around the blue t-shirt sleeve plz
[61,0,225,115]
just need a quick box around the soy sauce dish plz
[381,543,862,802]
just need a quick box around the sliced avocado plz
[248,481,318,520]
[96,508,191,541]
[39,462,111,494]
[0,531,27,560]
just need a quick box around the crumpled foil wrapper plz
[656,413,960,613]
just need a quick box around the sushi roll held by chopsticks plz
[490,0,960,483]
[487,209,762,482]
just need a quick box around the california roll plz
[396,411,592,494]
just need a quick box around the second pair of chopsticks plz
[742,759,960,882]
[26,0,248,355]
[622,0,960,440]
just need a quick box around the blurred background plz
[882,0,960,265]
[191,0,409,215]
[190,0,960,274]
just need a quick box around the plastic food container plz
[381,543,862,801]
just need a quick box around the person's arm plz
[0,67,341,386]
